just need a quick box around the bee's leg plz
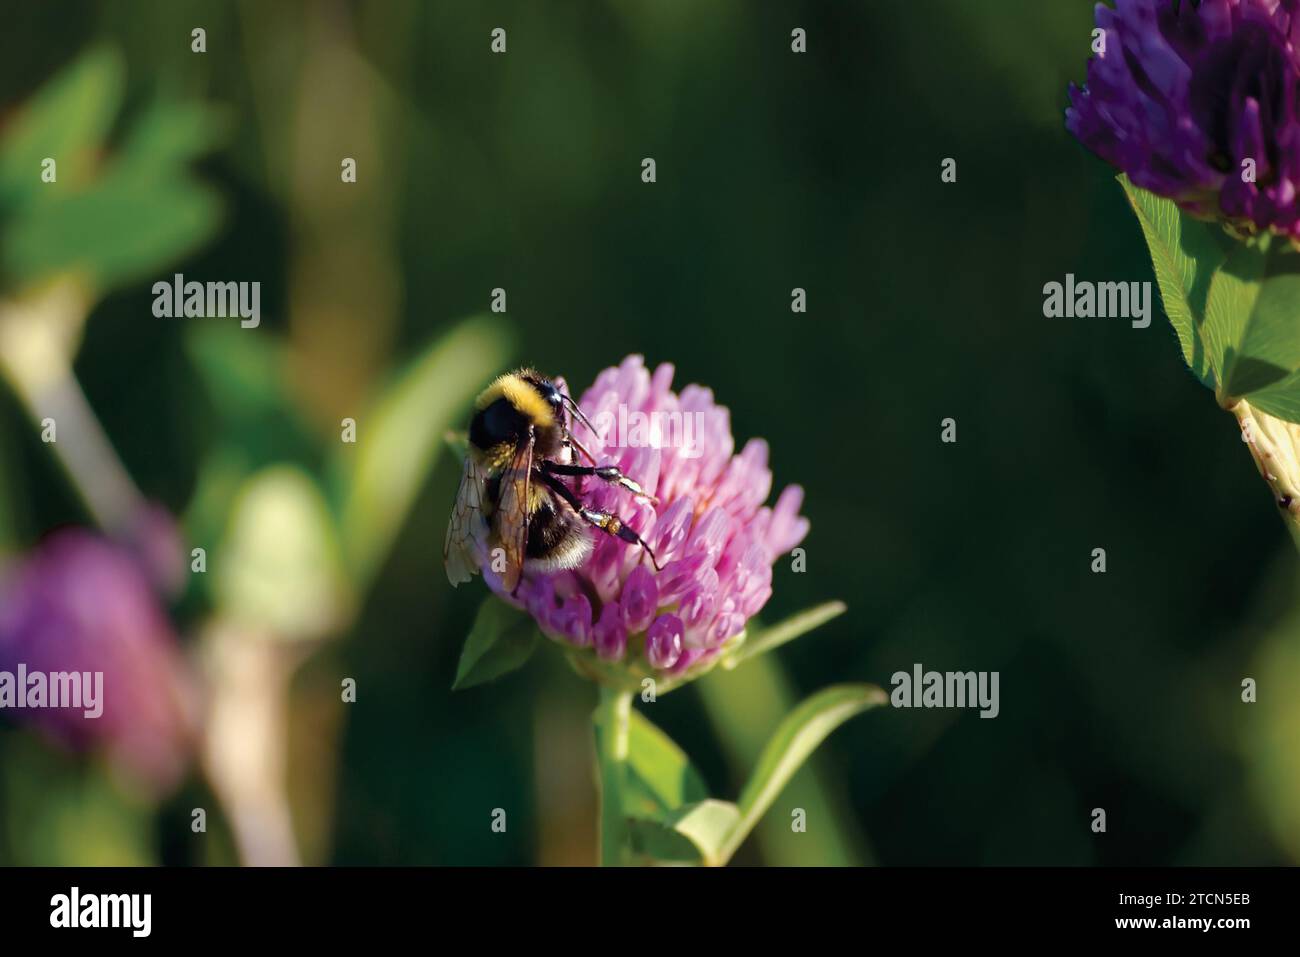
[541,460,658,505]
[565,430,598,467]
[538,471,663,570]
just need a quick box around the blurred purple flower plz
[488,355,810,678]
[1067,0,1300,237]
[0,521,195,794]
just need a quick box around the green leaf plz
[697,653,872,865]
[0,46,124,210]
[334,315,513,587]
[719,683,887,864]
[627,816,703,864]
[1240,369,1300,423]
[1202,241,1265,393]
[183,327,318,496]
[628,800,741,866]
[1204,239,1300,410]
[188,323,287,408]
[1119,176,1228,389]
[1120,179,1300,423]
[452,597,540,690]
[721,600,847,670]
[186,324,302,436]
[0,51,226,294]
[3,171,221,289]
[595,708,709,820]
[627,710,710,812]
[115,100,230,175]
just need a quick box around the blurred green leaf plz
[628,799,740,866]
[214,466,350,641]
[4,172,221,289]
[595,708,709,820]
[187,324,292,424]
[722,600,846,671]
[335,314,513,587]
[185,326,318,478]
[452,597,540,690]
[1120,176,1227,390]
[720,683,887,863]
[0,46,124,210]
[0,46,225,294]
[116,100,230,174]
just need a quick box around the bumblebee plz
[444,368,661,591]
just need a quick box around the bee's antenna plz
[561,393,599,439]
[560,394,602,465]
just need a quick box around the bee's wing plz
[494,432,536,593]
[444,453,489,586]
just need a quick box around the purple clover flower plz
[1067,0,1300,238]
[0,525,195,794]
[486,355,810,681]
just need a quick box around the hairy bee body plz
[444,368,658,591]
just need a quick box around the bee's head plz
[518,371,564,417]
[537,379,564,413]
[520,370,596,440]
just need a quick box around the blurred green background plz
[1,0,1298,866]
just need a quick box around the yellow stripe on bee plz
[473,443,517,471]
[527,484,548,510]
[471,442,549,509]
[475,370,555,427]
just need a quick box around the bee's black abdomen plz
[524,495,591,569]
[526,500,563,558]
[470,397,527,450]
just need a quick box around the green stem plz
[595,685,632,866]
